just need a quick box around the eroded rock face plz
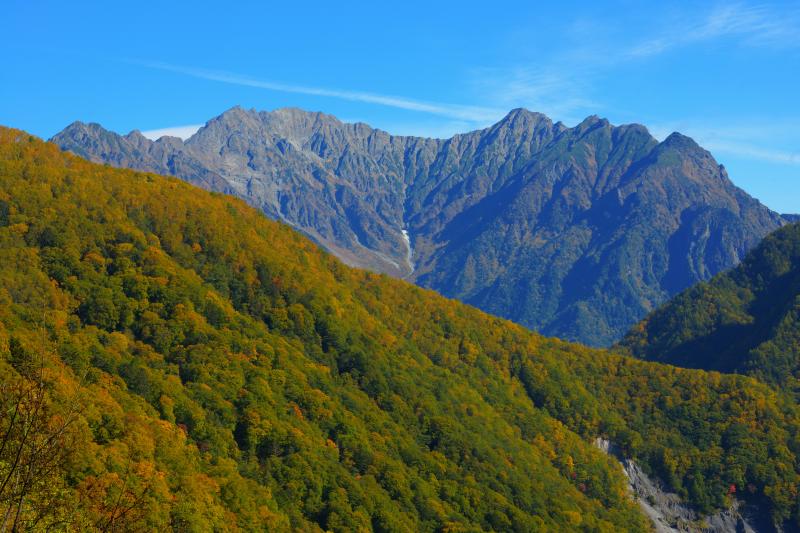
[595,438,772,533]
[52,107,785,346]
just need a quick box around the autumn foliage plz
[0,128,799,530]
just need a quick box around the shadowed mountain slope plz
[620,221,800,398]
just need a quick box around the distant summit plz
[52,107,786,345]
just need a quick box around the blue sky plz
[2,0,799,212]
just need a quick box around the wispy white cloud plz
[467,3,800,134]
[627,2,800,59]
[141,124,203,140]
[468,66,600,125]
[704,141,800,165]
[136,61,505,125]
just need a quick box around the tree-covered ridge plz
[0,128,798,530]
[619,221,800,395]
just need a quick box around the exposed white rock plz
[401,228,414,276]
[594,438,763,533]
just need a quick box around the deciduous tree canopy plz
[0,128,798,531]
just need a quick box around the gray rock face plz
[51,107,785,346]
[595,439,770,533]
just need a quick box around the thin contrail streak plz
[134,60,504,123]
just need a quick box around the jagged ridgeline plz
[620,220,800,396]
[52,107,785,347]
[1,127,799,531]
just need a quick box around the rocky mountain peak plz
[60,120,88,133]
[578,114,607,125]
[151,134,186,151]
[496,108,554,131]
[213,105,260,126]
[123,129,152,146]
[56,121,108,139]
[660,131,702,150]
[218,104,250,118]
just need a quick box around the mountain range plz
[3,127,800,531]
[52,107,786,346]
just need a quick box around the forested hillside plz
[620,221,800,396]
[2,128,800,531]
